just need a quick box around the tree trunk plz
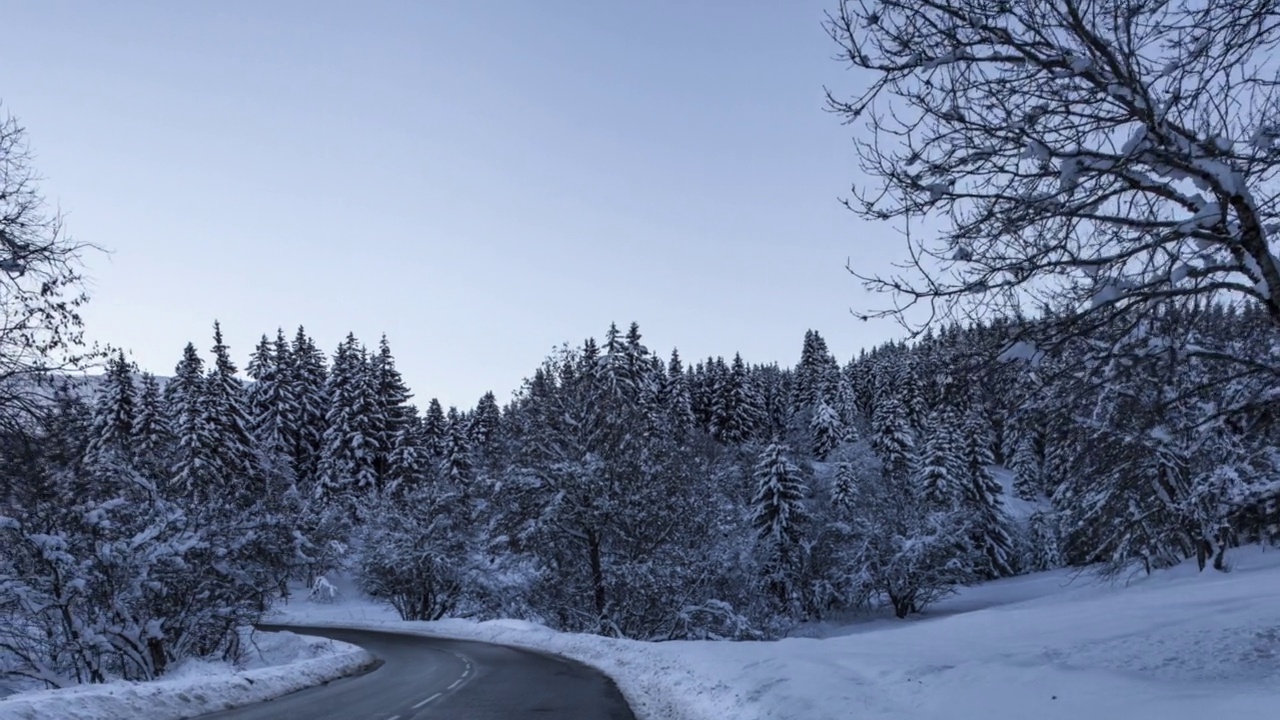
[148,637,168,678]
[587,528,607,626]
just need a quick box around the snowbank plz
[272,546,1280,720]
[0,630,376,720]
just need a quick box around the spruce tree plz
[317,334,379,503]
[914,410,960,509]
[133,372,172,474]
[168,342,217,498]
[289,326,329,488]
[422,398,447,459]
[711,354,763,444]
[960,400,1017,577]
[204,322,259,488]
[370,334,413,485]
[810,399,846,460]
[386,405,428,493]
[664,349,697,437]
[871,393,914,481]
[1010,431,1043,501]
[246,331,298,469]
[84,350,138,469]
[750,443,808,609]
[832,462,856,510]
[440,406,473,490]
[470,391,502,462]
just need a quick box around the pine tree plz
[712,354,763,444]
[386,405,428,493]
[168,342,217,497]
[84,350,138,469]
[1011,431,1043,501]
[422,398,447,459]
[871,393,914,480]
[750,443,808,609]
[246,331,298,468]
[440,406,473,490]
[317,334,379,504]
[370,334,413,486]
[914,410,960,509]
[1026,510,1064,571]
[810,399,846,460]
[792,330,840,413]
[204,322,259,489]
[832,462,856,510]
[470,391,502,462]
[133,372,171,473]
[664,349,697,437]
[960,400,1017,577]
[289,327,329,488]
[688,359,716,431]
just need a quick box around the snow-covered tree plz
[246,330,297,469]
[316,334,377,505]
[421,397,447,459]
[83,351,137,470]
[133,372,171,474]
[831,462,856,510]
[871,393,914,481]
[355,482,467,621]
[960,402,1017,578]
[203,322,258,490]
[810,399,845,461]
[750,443,808,610]
[439,406,473,490]
[369,334,413,486]
[830,0,1280,419]
[288,327,329,488]
[167,343,217,498]
[469,390,502,464]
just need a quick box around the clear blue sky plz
[1,0,901,409]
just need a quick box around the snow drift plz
[0,631,375,720]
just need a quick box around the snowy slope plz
[990,464,1044,520]
[274,548,1280,720]
[0,630,375,720]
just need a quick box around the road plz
[198,624,637,720]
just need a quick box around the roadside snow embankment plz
[0,630,375,720]
[273,546,1280,720]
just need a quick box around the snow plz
[0,629,375,720]
[989,465,1042,520]
[996,340,1045,365]
[265,548,1280,720]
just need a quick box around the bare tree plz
[826,0,1280,413]
[0,106,98,433]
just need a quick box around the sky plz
[0,0,904,409]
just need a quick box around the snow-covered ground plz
[0,629,375,720]
[272,546,1280,720]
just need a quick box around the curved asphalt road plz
[199,624,636,720]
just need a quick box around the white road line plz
[387,716,401,720]
[448,678,463,689]
[411,693,442,709]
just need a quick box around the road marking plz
[412,693,442,709]
[387,716,400,720]
[448,678,463,689]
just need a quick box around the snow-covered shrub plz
[354,485,466,621]
[0,467,267,688]
[307,576,341,604]
[668,600,761,641]
[1024,510,1064,572]
[848,468,979,618]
